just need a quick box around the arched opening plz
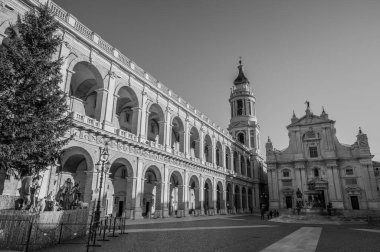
[190,127,200,158]
[242,187,247,211]
[143,166,162,218]
[234,185,240,212]
[171,117,184,153]
[204,134,212,163]
[69,62,104,120]
[247,159,251,177]
[188,175,200,214]
[241,155,246,176]
[225,147,231,170]
[106,158,134,218]
[204,178,213,214]
[238,132,245,145]
[215,141,223,167]
[233,151,238,173]
[169,171,183,216]
[147,104,165,145]
[114,86,139,134]
[57,147,94,209]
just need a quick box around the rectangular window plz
[121,169,126,179]
[283,171,290,177]
[237,100,243,115]
[346,178,357,185]
[248,101,252,115]
[282,180,292,187]
[124,112,130,122]
[309,147,318,158]
[346,168,354,176]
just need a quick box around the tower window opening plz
[237,100,243,115]
[238,133,245,144]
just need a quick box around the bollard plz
[108,217,118,237]
[99,218,110,241]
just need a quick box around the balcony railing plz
[72,112,100,128]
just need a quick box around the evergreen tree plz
[0,4,72,177]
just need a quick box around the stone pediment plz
[287,114,334,128]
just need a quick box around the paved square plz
[41,215,380,252]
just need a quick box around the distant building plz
[265,103,380,211]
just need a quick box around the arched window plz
[283,169,290,177]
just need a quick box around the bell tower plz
[228,58,260,152]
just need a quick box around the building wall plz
[0,0,267,217]
[266,108,380,211]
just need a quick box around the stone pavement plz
[268,214,367,225]
[38,214,380,252]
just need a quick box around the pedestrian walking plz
[260,207,265,220]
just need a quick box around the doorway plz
[350,196,360,210]
[286,196,293,209]
[117,201,124,217]
[145,202,150,216]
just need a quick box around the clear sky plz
[54,0,380,159]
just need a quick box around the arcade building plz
[0,0,267,219]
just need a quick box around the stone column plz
[331,164,344,209]
[237,154,241,174]
[131,107,141,135]
[222,143,226,170]
[199,129,205,163]
[183,170,189,216]
[64,69,75,95]
[95,88,108,123]
[213,178,217,212]
[103,73,116,132]
[161,165,169,218]
[132,158,144,219]
[185,118,191,158]
[138,92,148,141]
[165,108,172,152]
[111,94,119,125]
[200,175,204,214]
[212,135,216,167]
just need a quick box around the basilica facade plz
[266,104,380,212]
[0,0,267,219]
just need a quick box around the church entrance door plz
[286,196,293,209]
[350,196,360,210]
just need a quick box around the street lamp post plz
[94,142,111,228]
